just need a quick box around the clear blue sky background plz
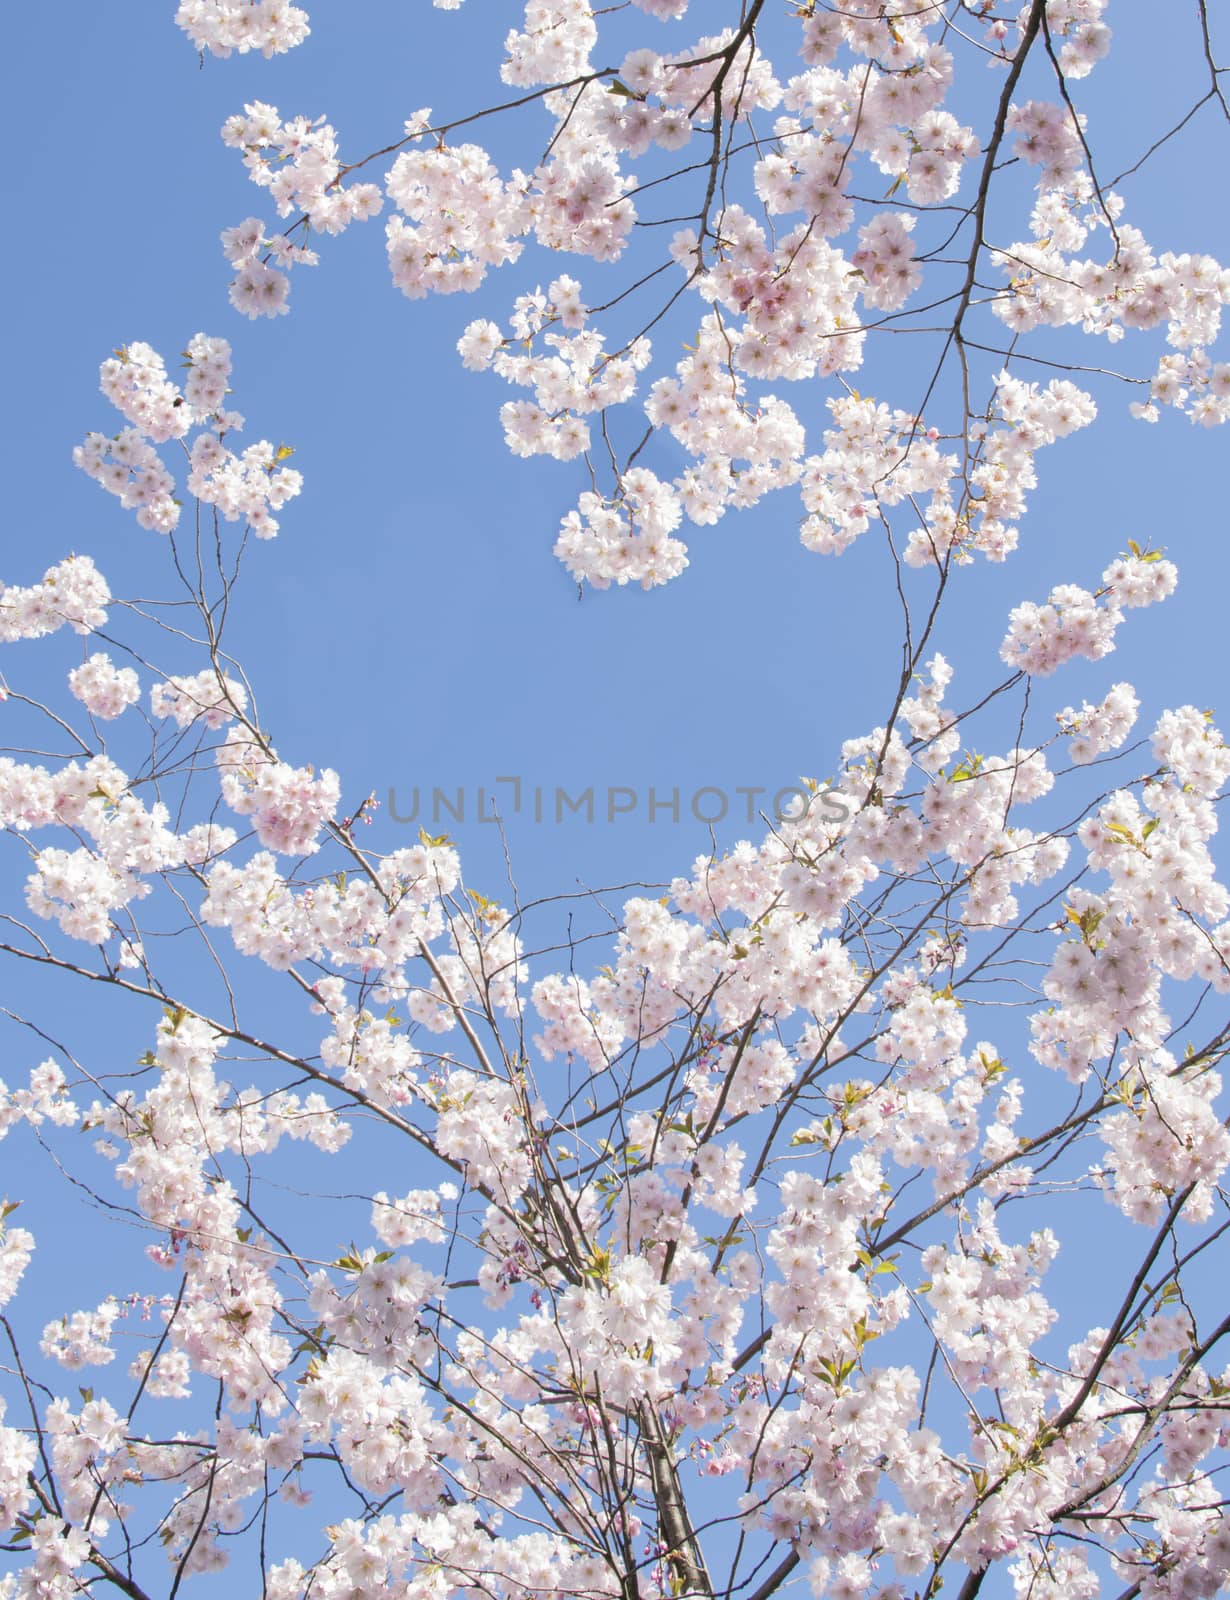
[1,6,1227,1594]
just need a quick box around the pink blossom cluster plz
[97,338,207,440]
[262,1507,585,1600]
[26,810,178,944]
[217,730,340,854]
[187,432,303,536]
[151,668,249,730]
[501,1,598,88]
[0,1219,33,1311]
[850,212,922,311]
[461,281,653,464]
[0,1397,36,1531]
[68,652,140,721]
[370,1184,457,1249]
[0,555,110,642]
[1047,0,1112,78]
[554,465,687,589]
[1135,347,1230,428]
[770,47,978,207]
[679,203,865,384]
[386,133,528,299]
[531,971,624,1071]
[74,335,302,536]
[1033,710,1230,1087]
[432,1068,532,1203]
[79,1015,296,1422]
[558,1253,679,1400]
[72,426,179,533]
[1056,681,1140,764]
[220,103,382,316]
[644,315,807,526]
[0,1060,80,1132]
[799,394,953,558]
[0,744,235,955]
[319,1005,422,1107]
[201,840,457,974]
[1000,548,1177,675]
[74,334,233,532]
[1153,703,1230,794]
[40,1301,120,1369]
[899,652,960,773]
[428,897,526,1024]
[1100,1051,1230,1224]
[526,145,636,264]
[1008,98,1090,192]
[8,1514,92,1594]
[175,0,309,57]
[913,375,1098,567]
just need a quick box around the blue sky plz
[1,5,1228,1594]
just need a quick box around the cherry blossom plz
[1,8,1229,1600]
[68,653,141,721]
[194,0,1228,593]
[176,0,309,59]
